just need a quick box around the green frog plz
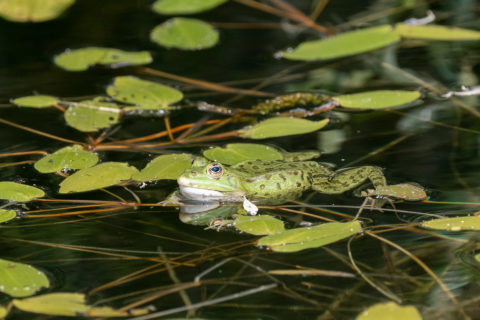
[177,159,387,206]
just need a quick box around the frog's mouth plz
[178,177,245,202]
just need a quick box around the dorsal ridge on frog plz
[177,158,387,204]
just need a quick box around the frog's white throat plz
[178,177,245,202]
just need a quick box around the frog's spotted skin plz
[178,159,388,205]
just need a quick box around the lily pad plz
[0,209,16,223]
[152,0,227,15]
[12,293,149,317]
[0,259,50,298]
[133,154,194,181]
[279,25,400,61]
[150,17,219,50]
[333,90,421,109]
[257,221,361,252]
[0,305,7,318]
[0,0,75,22]
[107,76,183,110]
[356,302,422,320]
[394,23,480,41]
[34,145,99,173]
[59,162,139,193]
[0,182,44,202]
[203,143,283,165]
[421,216,480,231]
[64,99,120,132]
[233,215,285,235]
[12,95,58,108]
[239,118,329,139]
[54,47,152,71]
[364,183,426,201]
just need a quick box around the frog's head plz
[177,162,245,201]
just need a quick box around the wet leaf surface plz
[12,95,58,108]
[203,143,283,165]
[421,216,480,231]
[233,215,285,235]
[133,153,194,181]
[394,23,480,40]
[0,259,50,297]
[152,0,227,15]
[0,182,44,202]
[0,0,75,22]
[0,209,16,223]
[34,145,98,173]
[333,90,421,109]
[64,99,120,132]
[239,118,329,139]
[0,305,7,318]
[356,302,422,320]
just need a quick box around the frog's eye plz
[207,163,224,179]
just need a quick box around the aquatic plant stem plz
[310,0,329,20]
[0,150,47,158]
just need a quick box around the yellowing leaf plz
[0,0,75,22]
[394,23,480,40]
[12,95,58,108]
[0,209,16,223]
[239,118,329,139]
[133,154,194,181]
[0,182,44,202]
[0,259,50,298]
[152,0,227,15]
[356,302,422,320]
[333,90,420,109]
[234,215,285,235]
[34,145,98,173]
[203,143,283,165]
[421,216,480,231]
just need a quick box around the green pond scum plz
[0,0,480,319]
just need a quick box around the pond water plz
[1,0,480,319]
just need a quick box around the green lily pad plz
[203,143,283,165]
[107,76,183,110]
[0,259,50,298]
[257,221,361,252]
[0,182,44,202]
[54,47,152,71]
[364,183,426,201]
[280,25,400,61]
[133,154,194,181]
[12,95,58,108]
[0,209,16,223]
[34,145,99,173]
[0,305,7,318]
[152,0,227,15]
[150,17,219,50]
[234,215,285,235]
[64,99,120,132]
[12,293,149,317]
[394,23,480,40]
[0,0,75,22]
[59,162,139,193]
[239,118,329,139]
[333,90,421,109]
[356,302,422,320]
[421,216,480,231]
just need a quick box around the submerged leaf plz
[0,259,50,297]
[257,221,361,252]
[234,215,285,235]
[152,0,227,15]
[0,0,75,22]
[54,47,152,71]
[12,95,58,108]
[150,17,219,50]
[0,209,16,223]
[280,25,400,61]
[0,182,44,202]
[59,162,139,193]
[421,216,480,231]
[356,302,422,320]
[64,99,120,132]
[133,154,194,181]
[34,145,98,173]
[107,76,183,109]
[333,90,420,109]
[203,143,283,165]
[394,23,480,40]
[239,118,329,139]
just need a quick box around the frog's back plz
[231,159,329,176]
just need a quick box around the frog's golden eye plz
[207,163,224,179]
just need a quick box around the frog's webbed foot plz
[312,166,386,194]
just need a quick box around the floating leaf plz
[34,145,98,173]
[0,259,50,297]
[356,302,422,320]
[233,215,285,235]
[152,0,227,15]
[257,221,361,252]
[280,25,400,61]
[239,118,329,139]
[0,182,44,202]
[133,154,194,181]
[59,162,139,193]
[421,216,480,231]
[12,293,149,317]
[0,209,16,223]
[0,305,7,318]
[107,76,183,110]
[0,0,75,22]
[150,17,219,50]
[54,47,152,71]
[12,95,58,108]
[363,183,426,201]
[64,99,120,132]
[252,92,327,114]
[333,90,420,109]
[203,143,283,165]
[394,23,480,41]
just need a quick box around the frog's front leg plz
[312,166,386,194]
